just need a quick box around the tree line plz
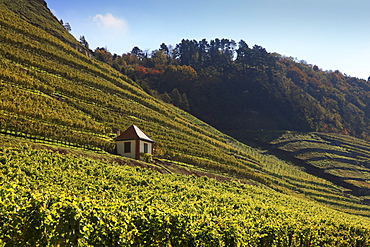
[93,38,370,140]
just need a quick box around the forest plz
[92,39,370,140]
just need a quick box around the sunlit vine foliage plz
[1,0,370,219]
[1,147,370,246]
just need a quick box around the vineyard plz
[235,130,370,203]
[1,144,370,246]
[270,132,370,195]
[1,0,370,245]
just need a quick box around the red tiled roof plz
[115,125,154,142]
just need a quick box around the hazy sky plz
[47,0,370,80]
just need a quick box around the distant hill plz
[97,39,370,140]
[2,0,370,244]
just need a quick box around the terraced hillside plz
[2,0,370,213]
[0,0,270,185]
[1,1,370,243]
[1,138,370,246]
[275,132,370,196]
[236,131,370,203]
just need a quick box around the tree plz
[287,66,307,84]
[79,36,89,49]
[236,40,249,61]
[208,38,236,68]
[151,50,169,70]
[162,65,198,93]
[175,39,199,66]
[131,46,147,61]
[198,39,210,66]
[63,22,71,32]
[160,92,172,103]
[94,47,113,63]
[180,93,190,111]
[220,38,236,61]
[170,88,181,106]
[159,43,169,56]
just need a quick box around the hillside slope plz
[1,0,370,232]
[1,140,370,246]
[236,131,370,199]
[0,0,267,184]
[273,132,370,198]
[99,39,370,140]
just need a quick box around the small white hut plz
[115,125,154,159]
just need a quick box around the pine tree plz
[160,92,172,103]
[180,93,190,111]
[79,36,89,49]
[170,88,181,106]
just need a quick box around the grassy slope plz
[1,0,370,224]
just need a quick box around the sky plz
[46,0,370,80]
